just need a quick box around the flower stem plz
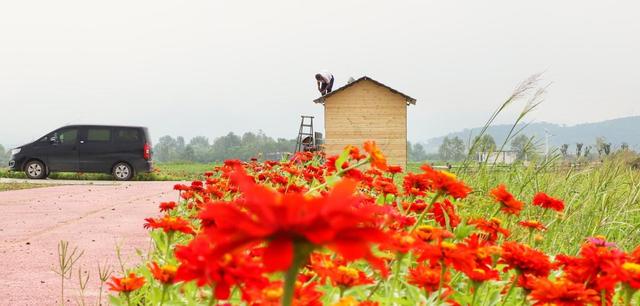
[410,192,441,232]
[305,159,370,194]
[159,285,168,306]
[500,274,519,306]
[436,263,447,302]
[470,282,481,306]
[282,243,313,306]
[165,232,174,260]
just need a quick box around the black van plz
[8,125,153,181]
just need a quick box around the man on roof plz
[315,70,334,96]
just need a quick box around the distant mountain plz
[422,116,640,153]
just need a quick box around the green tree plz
[410,142,428,162]
[560,144,569,157]
[0,144,7,165]
[438,137,465,161]
[576,143,583,158]
[471,134,496,154]
[510,134,530,160]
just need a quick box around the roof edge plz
[312,76,416,105]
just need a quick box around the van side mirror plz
[50,136,58,144]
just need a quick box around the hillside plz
[422,116,640,153]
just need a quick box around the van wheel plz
[25,160,47,179]
[112,162,133,181]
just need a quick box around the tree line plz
[0,144,10,165]
[153,132,297,163]
[435,134,633,162]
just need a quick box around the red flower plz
[147,262,177,284]
[408,263,448,293]
[174,237,267,299]
[420,165,471,199]
[555,240,626,303]
[158,201,177,212]
[429,199,461,229]
[373,177,399,196]
[618,262,640,289]
[198,167,389,274]
[346,145,366,161]
[107,272,145,293]
[518,220,547,231]
[500,242,552,278]
[245,280,322,306]
[308,253,373,288]
[528,277,599,306]
[363,141,388,171]
[144,215,194,235]
[532,192,564,212]
[403,173,430,196]
[490,184,524,215]
[402,200,428,213]
[468,218,511,242]
[387,165,403,174]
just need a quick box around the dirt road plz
[0,181,179,305]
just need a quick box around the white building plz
[477,150,519,164]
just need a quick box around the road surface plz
[0,180,180,305]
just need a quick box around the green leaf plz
[335,147,351,172]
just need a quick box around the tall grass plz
[456,159,640,254]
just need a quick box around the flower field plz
[105,141,640,305]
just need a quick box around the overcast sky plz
[1,1,639,148]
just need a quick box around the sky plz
[1,0,639,148]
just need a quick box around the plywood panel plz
[323,80,408,166]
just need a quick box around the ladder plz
[295,115,315,152]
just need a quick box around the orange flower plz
[490,184,524,215]
[468,218,511,242]
[518,220,547,231]
[147,262,177,285]
[333,297,379,306]
[408,263,448,293]
[308,253,373,288]
[500,242,552,278]
[244,280,322,306]
[107,272,146,293]
[363,141,388,171]
[528,277,599,306]
[420,165,471,199]
[144,215,194,235]
[532,192,565,212]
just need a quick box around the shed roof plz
[313,76,417,105]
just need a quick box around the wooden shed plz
[313,76,416,166]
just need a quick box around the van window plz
[114,129,140,143]
[55,129,78,144]
[87,128,111,142]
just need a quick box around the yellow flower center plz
[623,262,640,274]
[490,217,502,225]
[442,171,457,180]
[338,266,360,279]
[161,264,177,274]
[417,225,434,232]
[264,287,283,300]
[441,242,456,250]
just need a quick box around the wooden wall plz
[323,80,408,166]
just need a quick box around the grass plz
[444,157,640,254]
[0,182,51,192]
[0,162,219,181]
